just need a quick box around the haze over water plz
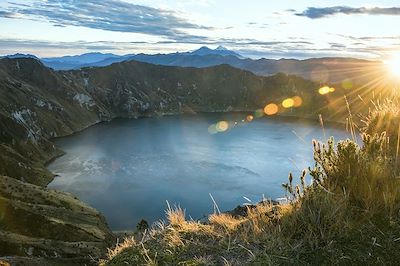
[48,114,349,230]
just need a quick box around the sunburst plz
[386,53,400,78]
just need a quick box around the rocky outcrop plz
[0,58,114,186]
[0,175,114,265]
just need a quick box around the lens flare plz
[208,124,218,134]
[319,86,332,95]
[386,53,400,78]
[292,96,303,107]
[246,115,254,122]
[264,103,279,115]
[254,109,264,118]
[282,98,295,108]
[342,78,353,90]
[216,121,229,132]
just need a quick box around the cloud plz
[352,36,400,41]
[296,6,400,19]
[0,10,17,18]
[0,38,148,50]
[329,43,347,49]
[246,22,269,29]
[0,0,212,41]
[335,34,400,46]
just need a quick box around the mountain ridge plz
[35,48,386,87]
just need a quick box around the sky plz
[0,0,399,59]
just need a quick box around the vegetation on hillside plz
[104,99,400,265]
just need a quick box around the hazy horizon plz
[1,0,400,60]
[0,45,386,61]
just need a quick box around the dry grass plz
[362,99,400,139]
[105,99,400,265]
[209,213,243,231]
[105,202,294,265]
[106,237,137,260]
[166,201,186,228]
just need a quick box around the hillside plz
[0,175,113,265]
[0,56,388,263]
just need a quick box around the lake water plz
[48,113,349,230]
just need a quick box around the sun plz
[386,53,400,78]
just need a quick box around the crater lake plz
[48,113,349,230]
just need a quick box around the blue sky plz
[0,0,399,59]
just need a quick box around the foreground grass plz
[103,100,400,265]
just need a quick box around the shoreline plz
[43,111,349,231]
[44,111,348,186]
[47,110,347,144]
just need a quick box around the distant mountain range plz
[24,46,384,86]
[39,46,243,71]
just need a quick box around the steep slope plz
[66,61,322,116]
[0,58,118,263]
[0,58,114,185]
[0,175,114,265]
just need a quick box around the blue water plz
[48,114,349,230]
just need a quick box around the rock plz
[226,199,280,218]
[0,176,115,264]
